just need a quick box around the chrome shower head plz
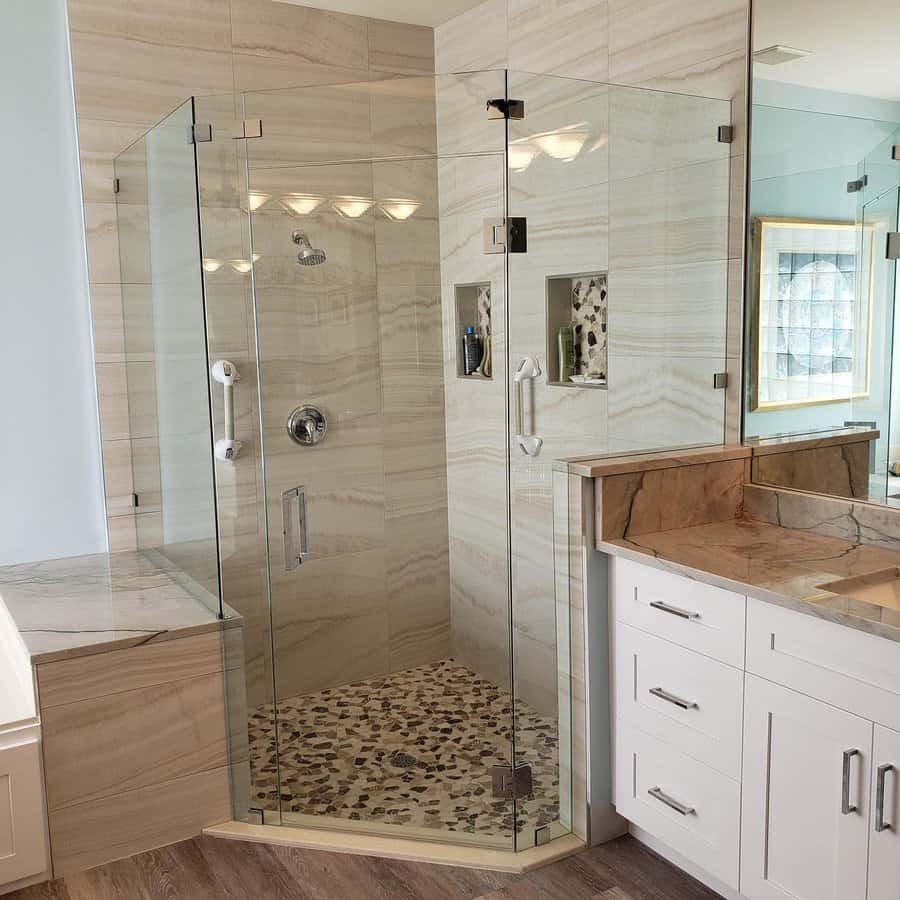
[292,230,327,266]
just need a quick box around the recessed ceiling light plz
[754,45,812,66]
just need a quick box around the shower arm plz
[211,360,243,461]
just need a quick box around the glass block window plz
[753,219,873,410]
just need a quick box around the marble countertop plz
[0,550,229,664]
[600,517,900,642]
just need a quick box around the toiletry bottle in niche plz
[462,325,483,375]
[558,324,575,382]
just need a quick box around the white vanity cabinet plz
[609,555,900,900]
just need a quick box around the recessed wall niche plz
[454,282,492,379]
[546,273,608,388]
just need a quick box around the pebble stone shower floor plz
[248,659,560,838]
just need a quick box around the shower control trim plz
[211,360,242,461]
[287,405,327,446]
[282,486,309,570]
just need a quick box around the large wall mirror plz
[744,0,900,505]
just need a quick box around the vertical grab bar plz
[514,356,542,456]
[282,486,309,570]
[211,360,242,461]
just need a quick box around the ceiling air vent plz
[753,45,811,66]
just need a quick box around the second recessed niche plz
[546,272,608,388]
[455,282,492,379]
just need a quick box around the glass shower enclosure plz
[114,71,732,853]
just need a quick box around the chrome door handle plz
[513,356,542,456]
[282,486,309,570]
[649,600,700,620]
[842,748,860,814]
[876,763,894,832]
[649,687,698,710]
[648,786,695,816]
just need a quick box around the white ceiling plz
[754,0,900,101]
[274,0,485,27]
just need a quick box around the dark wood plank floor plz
[9,835,719,900]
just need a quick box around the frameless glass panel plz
[113,100,221,615]
[235,73,519,848]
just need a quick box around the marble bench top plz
[0,550,229,664]
[600,517,900,643]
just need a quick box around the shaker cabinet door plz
[868,724,900,900]
[741,675,871,900]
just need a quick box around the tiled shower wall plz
[66,0,437,706]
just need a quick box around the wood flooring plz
[8,835,720,900]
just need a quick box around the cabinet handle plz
[649,686,698,710]
[842,748,860,815]
[648,786,695,816]
[649,599,700,620]
[876,763,894,832]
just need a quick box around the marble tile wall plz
[66,0,436,706]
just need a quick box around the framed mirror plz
[744,0,900,505]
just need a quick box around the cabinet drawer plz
[0,739,48,886]
[614,622,744,778]
[612,557,746,666]
[746,597,900,732]
[615,722,740,889]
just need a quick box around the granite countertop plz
[0,550,229,664]
[600,517,900,642]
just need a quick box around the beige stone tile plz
[609,260,728,357]
[204,282,251,358]
[729,152,747,261]
[367,19,434,76]
[69,31,233,125]
[635,47,747,103]
[77,118,153,203]
[508,0,609,82]
[434,0,507,73]
[378,284,444,387]
[83,203,121,284]
[370,76,438,159]
[120,283,155,361]
[608,0,748,87]
[233,53,368,95]
[95,362,130,442]
[230,0,368,72]
[106,512,137,552]
[88,283,125,363]
[125,360,159,440]
[269,549,388,698]
[67,0,232,51]
[101,438,135,518]
[435,70,507,158]
[132,436,162,513]
[134,510,163,548]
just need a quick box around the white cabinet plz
[868,725,900,900]
[741,675,872,900]
[0,738,48,888]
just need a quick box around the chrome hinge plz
[847,175,868,193]
[893,145,900,161]
[133,492,140,509]
[186,123,213,144]
[717,125,734,144]
[112,177,120,194]
[486,98,525,120]
[482,217,527,254]
[233,118,263,140]
[534,825,552,846]
[246,807,264,825]
[713,372,729,389]
[491,763,533,800]
[888,233,900,260]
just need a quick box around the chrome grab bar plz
[282,486,309,570]
[876,763,894,832]
[649,686,698,710]
[649,599,700,620]
[842,748,860,815]
[514,356,542,456]
[648,786,695,816]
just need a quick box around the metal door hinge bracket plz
[482,217,527,254]
[233,118,263,140]
[486,98,525,120]
[112,177,120,194]
[847,175,868,193]
[247,807,264,825]
[713,372,729,389]
[534,825,552,846]
[888,233,900,260]
[491,763,533,799]
[186,123,213,145]
[892,145,900,161]
[133,493,140,509]
[717,125,734,144]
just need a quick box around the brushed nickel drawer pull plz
[842,748,860,815]
[876,763,894,832]
[649,599,700,620]
[648,786,695,816]
[649,686,698,710]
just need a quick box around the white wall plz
[0,0,107,565]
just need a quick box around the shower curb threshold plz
[202,822,585,873]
